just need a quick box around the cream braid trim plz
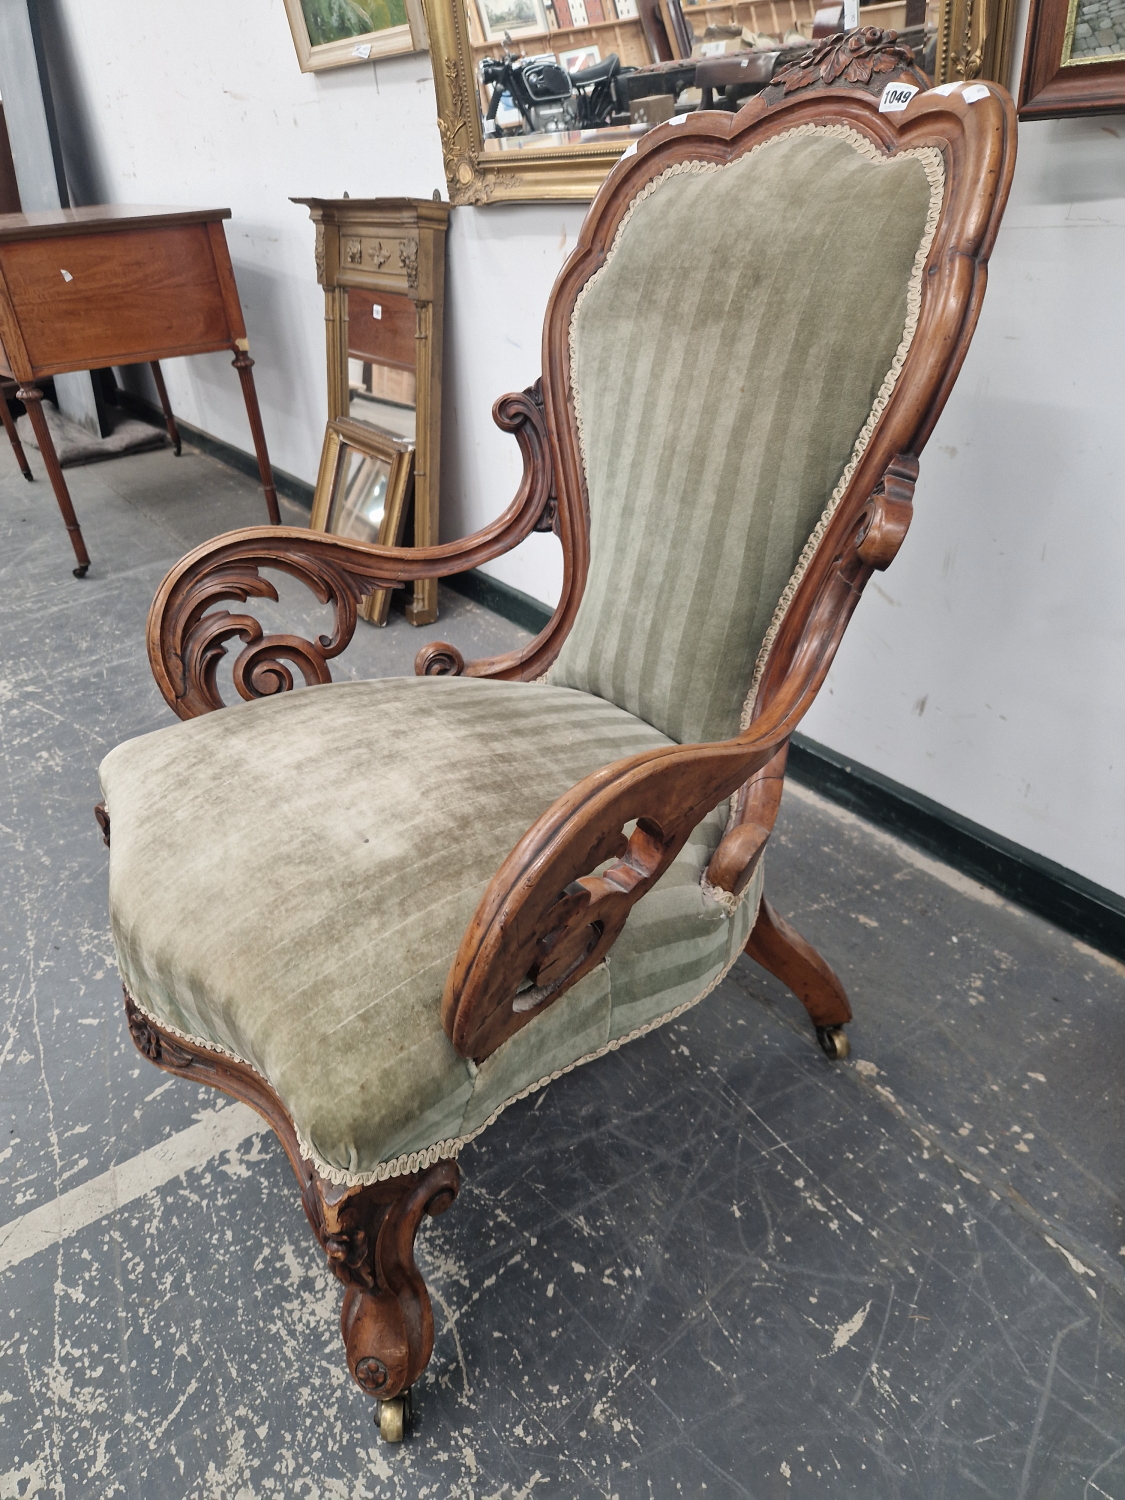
[123,884,760,1189]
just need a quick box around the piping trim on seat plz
[122,880,761,1189]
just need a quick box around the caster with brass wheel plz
[377,1389,412,1443]
[816,1025,850,1060]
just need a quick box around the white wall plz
[43,0,1124,894]
[47,0,447,486]
[800,140,1125,896]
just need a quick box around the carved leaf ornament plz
[776,26,918,92]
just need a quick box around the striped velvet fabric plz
[551,127,941,745]
[100,677,757,1183]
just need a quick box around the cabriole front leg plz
[115,973,460,1443]
[319,1161,460,1440]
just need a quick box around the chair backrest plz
[547,61,1006,748]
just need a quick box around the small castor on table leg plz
[816,1025,850,1060]
[378,1389,412,1443]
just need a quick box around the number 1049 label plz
[879,82,919,113]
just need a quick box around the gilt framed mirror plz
[310,418,415,626]
[424,0,1018,203]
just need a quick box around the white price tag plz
[961,83,990,102]
[621,141,638,158]
[929,81,963,94]
[843,0,859,25]
[372,304,383,320]
[353,43,372,57]
[879,81,919,113]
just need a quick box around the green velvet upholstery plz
[100,678,759,1184]
[550,127,942,744]
[102,128,943,1188]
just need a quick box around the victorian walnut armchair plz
[94,35,1015,1442]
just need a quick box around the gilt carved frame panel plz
[424,0,1019,203]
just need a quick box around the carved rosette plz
[123,991,195,1070]
[771,27,920,96]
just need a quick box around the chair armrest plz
[443,457,921,1062]
[443,721,788,1063]
[148,383,557,719]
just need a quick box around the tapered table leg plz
[18,384,90,576]
[0,387,33,479]
[232,349,280,525]
[149,361,182,456]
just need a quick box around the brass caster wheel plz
[816,1025,850,1060]
[377,1390,411,1443]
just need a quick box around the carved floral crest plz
[774,26,919,94]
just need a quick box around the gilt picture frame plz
[1018,0,1125,115]
[283,0,428,71]
[310,418,415,625]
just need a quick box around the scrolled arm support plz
[446,452,922,1058]
[147,381,557,719]
[442,730,788,1063]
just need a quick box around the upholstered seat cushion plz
[99,677,760,1185]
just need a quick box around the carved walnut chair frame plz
[103,50,1015,1441]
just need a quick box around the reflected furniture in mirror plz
[310,417,415,626]
[0,205,278,576]
[96,50,1015,1441]
[429,0,1014,202]
[294,196,449,626]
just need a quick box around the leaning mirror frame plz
[310,417,415,627]
[423,0,1019,203]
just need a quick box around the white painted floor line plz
[0,1102,263,1274]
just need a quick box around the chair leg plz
[18,384,91,576]
[745,894,853,1059]
[149,361,182,455]
[117,982,458,1441]
[321,1160,460,1440]
[0,388,33,479]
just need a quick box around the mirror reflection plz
[327,443,394,545]
[467,0,937,153]
[346,288,417,444]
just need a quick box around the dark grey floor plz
[1,432,1123,1499]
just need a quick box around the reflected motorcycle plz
[481,44,627,136]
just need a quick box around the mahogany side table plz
[0,205,279,576]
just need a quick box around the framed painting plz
[310,418,415,625]
[474,0,550,44]
[558,43,601,70]
[1018,0,1125,114]
[283,0,428,70]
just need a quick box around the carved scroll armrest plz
[148,384,557,719]
[442,727,793,1064]
[704,453,918,899]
